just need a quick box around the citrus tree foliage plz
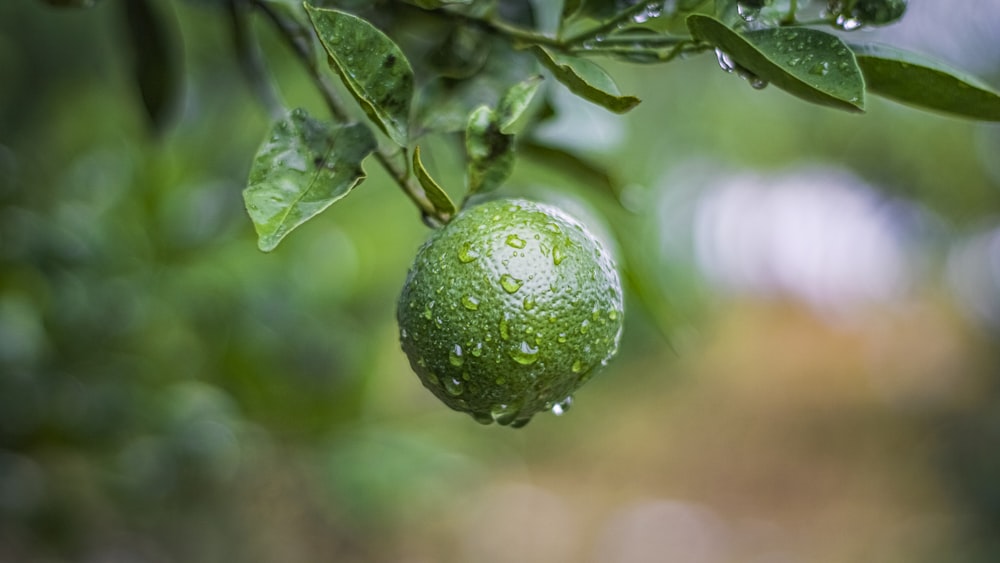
[50,0,1000,245]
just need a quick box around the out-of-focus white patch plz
[657,165,925,318]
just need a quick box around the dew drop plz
[499,315,511,341]
[400,328,408,339]
[551,396,573,416]
[423,305,432,320]
[449,344,464,367]
[458,242,480,263]
[470,342,484,357]
[572,359,584,373]
[509,341,540,365]
[523,297,536,311]
[500,274,523,294]
[809,61,830,76]
[461,294,481,311]
[471,411,494,425]
[552,245,566,266]
[505,234,526,249]
[425,372,439,386]
[609,310,619,321]
[715,48,736,73]
[495,376,506,385]
[491,403,520,426]
[444,376,463,396]
[558,333,568,343]
[580,319,591,334]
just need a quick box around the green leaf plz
[687,14,866,112]
[40,0,99,7]
[403,0,472,8]
[466,106,515,195]
[412,146,457,217]
[243,109,377,252]
[497,74,544,134]
[849,43,1000,121]
[305,4,414,146]
[121,0,181,133]
[531,46,641,113]
[520,139,619,197]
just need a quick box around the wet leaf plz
[412,146,457,217]
[497,74,544,134]
[531,46,640,113]
[121,0,181,133]
[243,108,377,252]
[305,4,414,146]
[850,43,1000,121]
[687,14,866,112]
[466,106,515,195]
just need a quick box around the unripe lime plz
[396,198,624,427]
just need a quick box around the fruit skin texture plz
[397,198,624,427]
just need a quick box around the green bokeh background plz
[2,1,999,562]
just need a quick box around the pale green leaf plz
[412,146,457,217]
[243,108,376,252]
[531,46,640,113]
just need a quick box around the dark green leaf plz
[412,146,457,217]
[687,14,866,112]
[520,139,619,197]
[404,0,472,8]
[466,106,515,194]
[305,4,414,146]
[243,109,377,252]
[497,75,544,134]
[531,46,641,113]
[121,0,181,133]
[40,0,99,7]
[850,43,1000,121]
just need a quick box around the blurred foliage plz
[1,1,1000,562]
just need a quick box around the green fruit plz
[397,198,624,427]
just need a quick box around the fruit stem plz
[252,0,447,226]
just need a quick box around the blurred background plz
[1,0,1000,561]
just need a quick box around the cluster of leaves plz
[46,0,1000,251]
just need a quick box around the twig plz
[252,0,445,224]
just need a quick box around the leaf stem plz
[252,0,446,224]
[781,0,798,25]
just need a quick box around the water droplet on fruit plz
[471,412,494,425]
[505,234,526,249]
[444,376,463,396]
[449,344,464,367]
[426,372,439,386]
[499,315,511,340]
[471,342,484,357]
[509,341,539,365]
[461,294,480,311]
[500,274,523,293]
[572,359,584,373]
[580,319,591,334]
[553,246,565,265]
[609,310,619,321]
[423,306,432,320]
[495,376,506,385]
[558,333,568,343]
[491,403,520,425]
[458,242,479,263]
[523,297,536,310]
[400,328,408,339]
[551,396,573,416]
